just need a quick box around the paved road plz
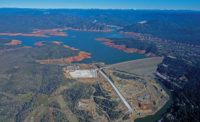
[98,69,133,113]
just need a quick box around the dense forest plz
[122,14,200,44]
[157,57,200,122]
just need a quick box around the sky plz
[0,0,200,10]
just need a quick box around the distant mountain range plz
[0,8,200,44]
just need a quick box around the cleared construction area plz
[63,64,97,78]
[61,58,169,121]
[103,57,169,119]
[69,70,97,78]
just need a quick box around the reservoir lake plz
[2,30,145,64]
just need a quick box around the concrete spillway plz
[98,69,133,113]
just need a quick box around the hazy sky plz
[0,0,200,10]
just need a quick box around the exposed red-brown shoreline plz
[37,51,91,64]
[34,41,45,47]
[5,40,22,46]
[63,45,79,51]
[65,27,112,33]
[52,41,63,45]
[34,41,90,64]
[0,28,68,37]
[96,38,155,57]
[0,27,112,38]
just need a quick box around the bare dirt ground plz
[104,57,169,120]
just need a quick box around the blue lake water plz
[2,30,145,64]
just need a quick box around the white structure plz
[69,70,97,78]
[138,20,147,24]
